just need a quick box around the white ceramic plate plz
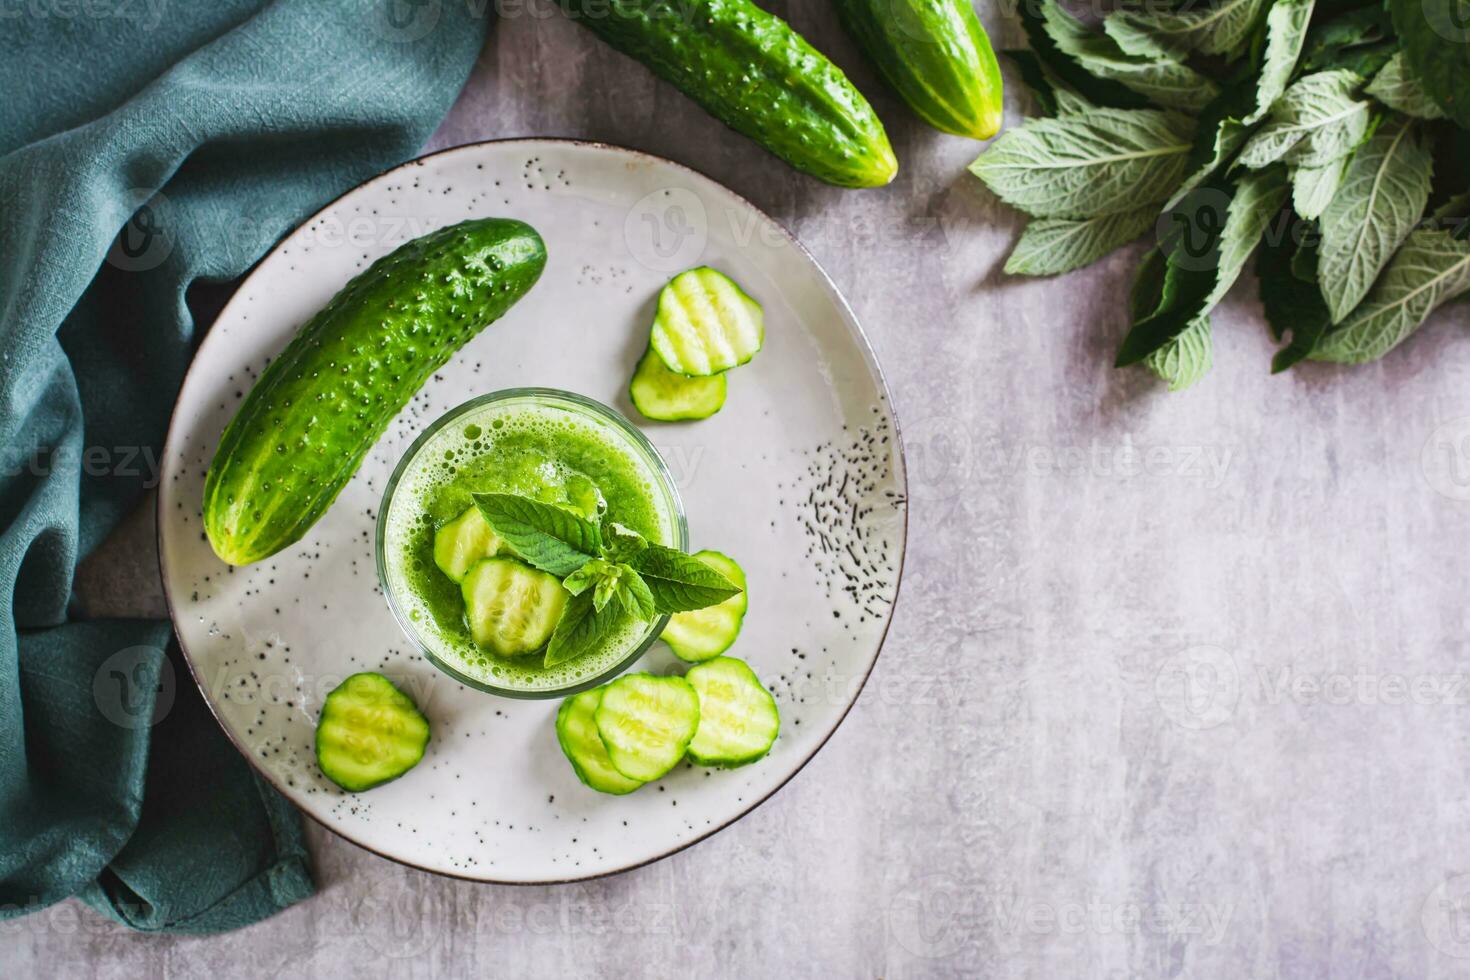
[158,139,907,883]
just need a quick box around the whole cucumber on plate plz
[834,0,1003,140]
[203,218,546,566]
[561,0,897,187]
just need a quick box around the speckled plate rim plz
[157,136,909,885]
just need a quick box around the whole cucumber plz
[203,218,546,566]
[834,0,1003,140]
[562,0,897,188]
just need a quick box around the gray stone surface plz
[10,3,1470,977]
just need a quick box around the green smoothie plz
[380,391,682,694]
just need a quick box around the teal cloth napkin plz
[0,0,489,933]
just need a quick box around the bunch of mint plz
[971,0,1470,388]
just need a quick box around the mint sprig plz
[563,559,657,617]
[978,0,1470,383]
[473,490,742,668]
[562,558,614,597]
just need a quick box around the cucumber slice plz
[660,550,748,662]
[649,268,764,377]
[433,505,504,583]
[594,673,701,782]
[686,657,780,768]
[556,687,645,795]
[461,557,568,656]
[629,347,727,422]
[315,672,431,792]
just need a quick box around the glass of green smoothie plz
[376,388,687,698]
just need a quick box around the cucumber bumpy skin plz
[203,218,546,566]
[834,0,1004,141]
[561,0,897,187]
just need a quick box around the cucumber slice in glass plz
[433,505,504,583]
[556,687,645,795]
[594,673,701,782]
[686,657,780,768]
[661,550,747,662]
[629,347,726,421]
[650,267,764,377]
[315,672,431,792]
[461,557,568,656]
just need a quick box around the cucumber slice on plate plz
[650,267,764,377]
[461,557,568,656]
[660,550,748,662]
[629,347,726,421]
[594,673,701,782]
[433,505,503,582]
[315,672,431,792]
[686,657,780,768]
[556,687,645,795]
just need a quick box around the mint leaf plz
[1301,6,1392,76]
[562,558,613,597]
[1015,0,1152,111]
[1003,48,1095,118]
[1158,0,1312,212]
[1365,51,1446,121]
[1145,315,1214,391]
[1106,0,1270,60]
[1248,0,1317,125]
[970,108,1194,219]
[472,493,600,578]
[616,567,656,622]
[1117,169,1290,366]
[1102,13,1176,59]
[1389,0,1470,128]
[1290,157,1349,220]
[1310,229,1470,363]
[1004,209,1156,277]
[1126,248,1216,390]
[630,545,742,614]
[1165,86,1255,212]
[1236,70,1372,170]
[1039,1,1220,111]
[1434,191,1470,241]
[601,521,647,563]
[545,591,625,667]
[1261,226,1333,372]
[1179,169,1290,297]
[1120,244,1210,367]
[1318,114,1432,322]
